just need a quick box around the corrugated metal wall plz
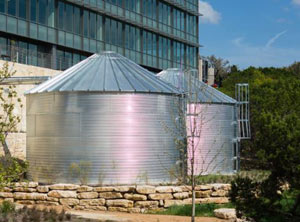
[187,103,237,175]
[26,92,181,185]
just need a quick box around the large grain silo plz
[157,68,238,175]
[25,52,182,185]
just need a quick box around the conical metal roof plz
[157,68,237,104]
[26,52,181,95]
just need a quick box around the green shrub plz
[0,201,15,215]
[0,156,28,187]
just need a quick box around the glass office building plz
[0,0,199,71]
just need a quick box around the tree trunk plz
[2,139,11,157]
[191,189,196,222]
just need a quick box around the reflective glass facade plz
[0,0,199,71]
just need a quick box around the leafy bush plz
[0,156,28,187]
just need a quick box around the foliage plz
[150,203,234,217]
[0,201,15,215]
[0,62,23,157]
[206,55,231,86]
[69,161,91,185]
[220,66,300,170]
[222,65,300,221]
[0,156,28,188]
[287,62,300,78]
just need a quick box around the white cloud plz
[292,0,300,6]
[229,35,299,68]
[265,30,287,48]
[199,1,221,24]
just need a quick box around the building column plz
[51,45,57,70]
[198,58,203,81]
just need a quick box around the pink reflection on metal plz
[186,104,205,175]
[116,95,143,183]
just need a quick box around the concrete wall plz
[0,60,60,159]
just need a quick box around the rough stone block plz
[37,186,49,193]
[86,206,107,211]
[13,187,36,192]
[79,199,105,206]
[124,193,147,201]
[77,186,93,192]
[214,208,236,219]
[173,192,189,200]
[114,186,135,192]
[179,186,192,192]
[195,190,212,198]
[99,192,122,199]
[4,198,14,203]
[106,199,133,208]
[94,187,115,192]
[164,200,184,207]
[78,192,98,199]
[49,184,79,190]
[15,182,38,188]
[36,201,59,206]
[48,190,77,198]
[135,201,159,208]
[136,186,156,194]
[128,208,141,213]
[46,197,59,202]
[108,207,128,212]
[59,198,79,206]
[148,193,173,200]
[172,187,183,193]
[0,192,13,198]
[202,197,229,204]
[195,185,213,191]
[155,186,173,193]
[211,190,228,197]
[16,200,36,205]
[14,193,47,200]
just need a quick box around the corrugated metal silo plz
[25,52,182,185]
[157,68,238,175]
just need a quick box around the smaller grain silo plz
[158,68,238,175]
[25,52,182,185]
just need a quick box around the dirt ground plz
[70,210,228,222]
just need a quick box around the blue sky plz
[199,0,300,69]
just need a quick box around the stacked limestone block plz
[0,183,230,213]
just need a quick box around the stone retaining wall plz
[0,183,230,213]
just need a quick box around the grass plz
[150,203,235,217]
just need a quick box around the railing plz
[0,44,74,71]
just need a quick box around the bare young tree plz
[0,62,23,157]
[161,69,229,222]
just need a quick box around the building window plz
[7,0,16,16]
[125,25,140,51]
[143,0,156,20]
[19,0,27,19]
[65,4,73,32]
[105,18,123,47]
[0,0,5,13]
[74,6,81,35]
[39,0,47,25]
